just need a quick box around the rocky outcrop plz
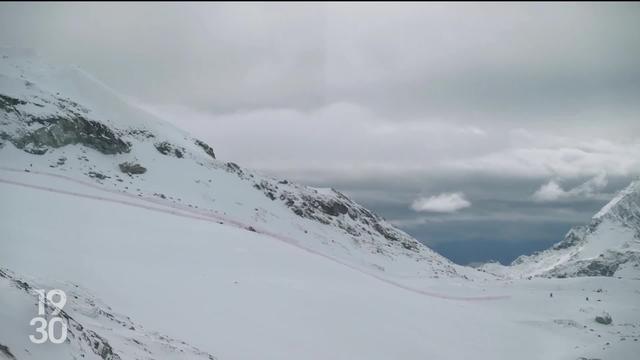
[0,344,16,360]
[17,115,130,155]
[119,162,147,175]
[547,251,640,278]
[0,93,27,109]
[195,139,216,159]
[250,177,423,253]
[154,141,184,158]
[225,162,243,175]
[551,226,587,251]
[595,312,612,325]
[1,92,131,155]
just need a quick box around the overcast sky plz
[2,2,639,264]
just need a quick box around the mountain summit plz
[483,180,640,278]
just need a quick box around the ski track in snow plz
[0,166,509,302]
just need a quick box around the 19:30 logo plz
[29,289,68,344]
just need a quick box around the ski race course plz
[0,166,509,302]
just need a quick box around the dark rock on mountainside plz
[318,199,349,216]
[225,162,243,175]
[1,92,131,155]
[18,116,130,155]
[119,162,147,175]
[126,128,156,139]
[548,251,640,278]
[248,176,422,252]
[551,227,586,251]
[595,312,612,325]
[0,343,16,360]
[0,93,27,109]
[154,141,184,158]
[195,139,216,159]
[88,171,109,180]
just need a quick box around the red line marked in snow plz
[0,177,220,223]
[0,167,509,301]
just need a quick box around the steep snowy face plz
[0,267,217,360]
[0,49,477,280]
[593,180,640,227]
[483,181,640,279]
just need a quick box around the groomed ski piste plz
[2,162,640,360]
[0,164,507,302]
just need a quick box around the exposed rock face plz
[119,162,147,175]
[195,139,216,159]
[548,251,640,278]
[0,93,27,109]
[0,343,16,360]
[16,115,130,155]
[1,92,130,155]
[154,141,184,158]
[551,227,587,251]
[88,171,109,180]
[319,199,349,217]
[250,177,423,253]
[225,162,243,175]
[595,312,612,325]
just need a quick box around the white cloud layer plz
[532,173,609,202]
[141,102,640,186]
[410,193,471,213]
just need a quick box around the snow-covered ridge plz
[482,179,640,279]
[593,180,640,223]
[0,49,480,280]
[0,266,217,360]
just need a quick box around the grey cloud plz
[0,3,329,112]
[1,2,640,123]
[141,103,640,184]
[2,3,639,261]
[532,173,609,202]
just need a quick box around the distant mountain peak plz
[482,179,640,279]
[593,179,640,222]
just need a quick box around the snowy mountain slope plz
[2,174,639,360]
[0,267,216,360]
[482,180,640,279]
[3,49,640,360]
[0,48,482,282]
